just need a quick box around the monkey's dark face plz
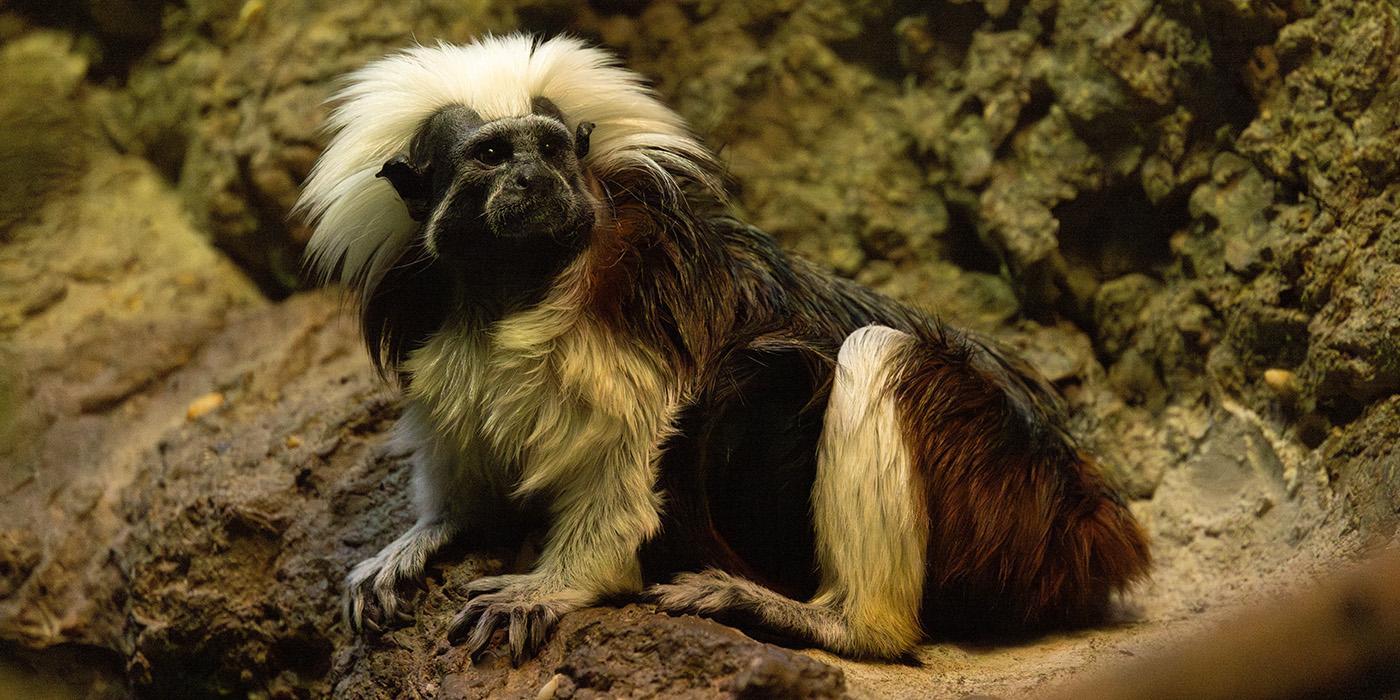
[378,104,597,265]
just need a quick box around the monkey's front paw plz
[446,578,589,665]
[343,521,459,636]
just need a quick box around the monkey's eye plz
[539,137,564,158]
[472,139,512,166]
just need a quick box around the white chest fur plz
[402,292,679,501]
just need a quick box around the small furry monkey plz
[298,34,1150,663]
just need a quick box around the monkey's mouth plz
[484,190,590,242]
[427,191,592,263]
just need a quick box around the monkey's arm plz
[446,425,665,664]
[344,403,507,632]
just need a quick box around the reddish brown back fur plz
[889,329,1151,638]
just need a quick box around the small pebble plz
[238,0,265,26]
[537,673,566,700]
[1254,497,1274,518]
[186,392,226,420]
[1263,368,1298,396]
[285,434,303,449]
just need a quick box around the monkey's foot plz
[648,569,773,615]
[649,569,847,651]
[446,575,591,665]
[344,520,458,634]
[461,572,532,597]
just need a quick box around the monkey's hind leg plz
[652,326,927,659]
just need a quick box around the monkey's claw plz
[342,522,458,636]
[447,597,556,665]
[343,557,421,635]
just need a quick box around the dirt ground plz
[1,0,1397,697]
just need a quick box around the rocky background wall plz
[0,0,1397,697]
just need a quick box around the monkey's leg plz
[445,403,669,664]
[652,325,927,659]
[345,403,488,633]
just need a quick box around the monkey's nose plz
[511,166,548,192]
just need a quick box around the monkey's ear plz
[376,155,432,221]
[574,122,596,160]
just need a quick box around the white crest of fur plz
[295,34,721,292]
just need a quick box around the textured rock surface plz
[1,0,1397,697]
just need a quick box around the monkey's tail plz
[1034,457,1153,624]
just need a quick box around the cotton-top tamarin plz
[297,34,1150,664]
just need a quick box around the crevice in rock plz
[1164,3,1285,135]
[272,632,334,681]
[9,0,168,81]
[1053,179,1186,283]
[1019,79,1056,130]
[0,640,128,699]
[586,0,650,16]
[225,158,306,301]
[208,233,301,302]
[1319,393,1365,427]
[943,198,1003,275]
[515,0,581,37]
[836,0,985,81]
[142,127,190,186]
[994,79,1055,161]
